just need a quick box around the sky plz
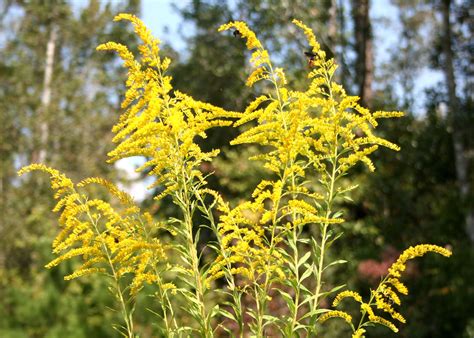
[141,0,189,52]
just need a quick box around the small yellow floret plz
[218,21,262,50]
[352,328,366,338]
[292,19,321,54]
[319,310,352,324]
[333,290,363,307]
[389,244,452,278]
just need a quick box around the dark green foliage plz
[344,87,473,337]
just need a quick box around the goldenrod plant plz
[19,14,452,337]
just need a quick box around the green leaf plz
[276,289,295,314]
[326,231,344,249]
[287,237,297,252]
[300,266,314,283]
[320,284,346,297]
[218,307,237,321]
[343,195,354,202]
[262,314,280,324]
[323,259,347,271]
[301,308,331,320]
[298,251,312,269]
[210,304,222,319]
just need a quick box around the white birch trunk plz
[38,25,57,164]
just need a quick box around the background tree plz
[0,1,144,336]
[439,0,473,243]
[351,0,373,107]
[344,0,474,336]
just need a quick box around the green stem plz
[355,275,390,332]
[312,148,337,308]
[311,70,340,330]
[193,189,245,335]
[253,60,292,335]
[81,200,135,338]
[289,172,301,333]
[162,76,210,336]
[254,283,265,337]
[136,215,177,336]
[179,169,211,337]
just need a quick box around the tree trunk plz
[328,0,337,50]
[441,0,474,242]
[37,25,57,164]
[352,0,373,107]
[337,0,351,87]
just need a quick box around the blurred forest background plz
[0,0,472,337]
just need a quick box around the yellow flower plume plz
[98,14,238,199]
[18,164,169,295]
[330,244,451,334]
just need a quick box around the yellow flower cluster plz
[330,244,451,335]
[98,14,237,199]
[207,184,286,284]
[208,21,404,295]
[286,198,344,228]
[318,310,352,324]
[292,19,324,61]
[18,164,169,295]
[332,290,363,306]
[388,244,452,277]
[360,303,399,332]
[205,23,406,326]
[78,177,136,207]
[218,21,274,88]
[229,20,403,187]
[207,182,341,285]
[352,328,366,338]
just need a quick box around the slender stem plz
[289,171,301,333]
[155,278,173,337]
[312,146,338,311]
[158,58,211,335]
[288,229,302,334]
[81,199,134,338]
[254,283,264,337]
[253,60,292,335]
[136,215,177,336]
[184,201,209,335]
[355,275,390,332]
[179,168,211,337]
[194,189,245,334]
[311,70,340,329]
